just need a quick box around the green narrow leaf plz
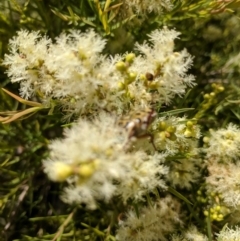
[206,213,213,241]
[159,108,195,116]
[81,222,105,236]
[133,202,140,218]
[168,186,192,205]
[2,88,43,107]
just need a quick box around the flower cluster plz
[131,28,195,106]
[171,226,208,241]
[149,116,201,189]
[3,27,195,117]
[4,26,201,238]
[122,0,173,15]
[206,160,240,209]
[117,152,169,203]
[166,156,202,189]
[204,124,240,224]
[204,123,240,162]
[117,0,173,24]
[43,113,169,209]
[152,116,200,155]
[216,226,240,241]
[116,196,181,241]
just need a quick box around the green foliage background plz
[1,0,240,240]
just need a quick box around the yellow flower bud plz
[140,74,146,81]
[169,133,177,141]
[186,121,193,128]
[203,136,209,143]
[184,129,192,138]
[158,131,166,141]
[148,81,159,89]
[216,214,223,221]
[210,92,215,97]
[157,121,167,130]
[166,126,176,133]
[77,162,97,178]
[211,213,218,220]
[125,53,135,63]
[53,162,73,182]
[203,210,209,216]
[116,61,127,72]
[211,83,217,89]
[118,82,125,90]
[217,86,224,92]
[204,93,210,100]
[126,72,137,84]
[215,205,221,211]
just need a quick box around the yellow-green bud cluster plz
[183,120,198,138]
[197,189,208,204]
[203,136,210,144]
[139,65,164,90]
[211,83,225,93]
[154,121,177,141]
[195,83,225,119]
[203,204,230,222]
[116,54,136,86]
[50,160,99,183]
[76,160,99,184]
[116,54,137,101]
[197,188,230,222]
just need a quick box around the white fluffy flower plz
[206,160,240,208]
[3,28,195,117]
[3,29,110,114]
[122,0,173,15]
[117,152,169,202]
[116,196,181,241]
[166,157,202,189]
[171,226,208,241]
[131,27,195,104]
[43,112,169,208]
[152,116,200,155]
[43,113,129,208]
[205,123,240,162]
[3,30,51,98]
[217,225,240,241]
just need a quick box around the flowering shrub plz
[1,1,240,240]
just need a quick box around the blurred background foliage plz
[1,0,240,240]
